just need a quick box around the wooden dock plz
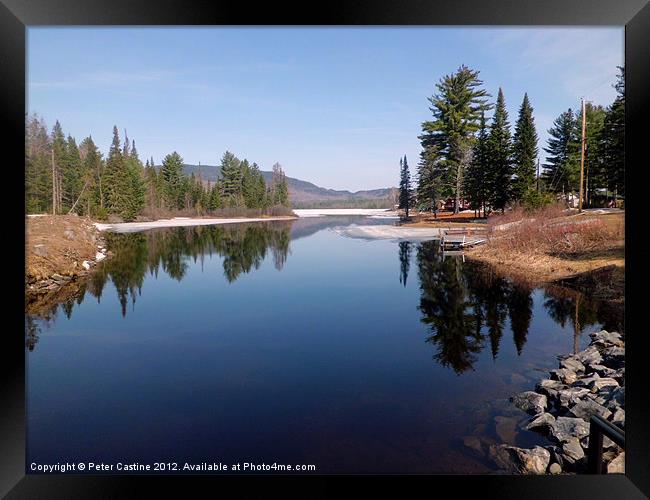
[440,228,488,250]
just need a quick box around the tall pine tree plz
[399,155,412,218]
[511,93,538,201]
[419,65,491,214]
[486,88,513,212]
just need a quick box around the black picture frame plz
[3,0,649,497]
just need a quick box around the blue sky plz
[28,27,623,191]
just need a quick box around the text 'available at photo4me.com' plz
[30,461,318,473]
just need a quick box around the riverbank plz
[484,329,625,474]
[26,215,110,310]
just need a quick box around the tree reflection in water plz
[413,240,617,374]
[26,221,292,327]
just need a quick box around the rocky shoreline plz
[26,215,111,310]
[488,329,625,474]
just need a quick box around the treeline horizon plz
[25,118,292,221]
[399,65,625,216]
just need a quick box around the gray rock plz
[588,364,617,378]
[549,462,562,474]
[494,416,519,444]
[607,452,625,474]
[550,417,591,442]
[557,387,591,407]
[590,330,624,347]
[562,437,585,462]
[526,412,556,433]
[568,399,612,421]
[488,444,551,474]
[574,373,600,388]
[550,368,578,385]
[559,357,585,373]
[511,391,548,415]
[33,244,48,257]
[575,346,603,367]
[590,377,619,393]
[63,229,76,240]
[611,408,625,426]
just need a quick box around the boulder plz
[559,357,585,373]
[557,387,591,408]
[587,364,617,378]
[562,437,585,462]
[550,417,590,443]
[611,408,625,427]
[607,452,625,474]
[63,229,76,240]
[590,378,619,393]
[488,445,551,475]
[535,379,565,399]
[525,412,556,433]
[568,399,612,421]
[511,391,547,415]
[549,462,562,474]
[574,373,600,388]
[550,368,578,385]
[574,346,603,367]
[590,330,624,348]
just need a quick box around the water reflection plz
[413,240,620,374]
[26,222,292,327]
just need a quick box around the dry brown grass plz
[468,206,624,293]
[26,215,104,283]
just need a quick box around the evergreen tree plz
[399,155,412,218]
[78,135,103,216]
[419,65,491,214]
[597,67,625,204]
[416,145,442,213]
[25,114,52,213]
[543,109,580,194]
[511,93,538,201]
[104,126,140,221]
[160,151,185,209]
[220,151,243,207]
[486,88,513,212]
[464,111,490,216]
[125,139,145,216]
[62,135,83,213]
[271,163,289,206]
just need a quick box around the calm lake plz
[26,216,623,473]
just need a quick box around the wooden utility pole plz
[579,98,586,212]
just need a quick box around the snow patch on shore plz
[333,225,443,241]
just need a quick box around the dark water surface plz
[26,216,623,473]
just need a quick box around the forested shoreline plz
[399,65,625,216]
[25,120,291,221]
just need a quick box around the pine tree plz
[597,66,625,205]
[78,135,103,216]
[160,151,185,209]
[126,139,145,216]
[486,88,513,212]
[399,155,412,218]
[543,109,580,194]
[51,120,66,214]
[419,65,491,214]
[25,114,52,213]
[511,93,538,201]
[464,111,490,216]
[220,151,243,207]
[271,163,289,206]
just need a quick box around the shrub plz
[521,190,556,211]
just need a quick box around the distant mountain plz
[174,164,396,208]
